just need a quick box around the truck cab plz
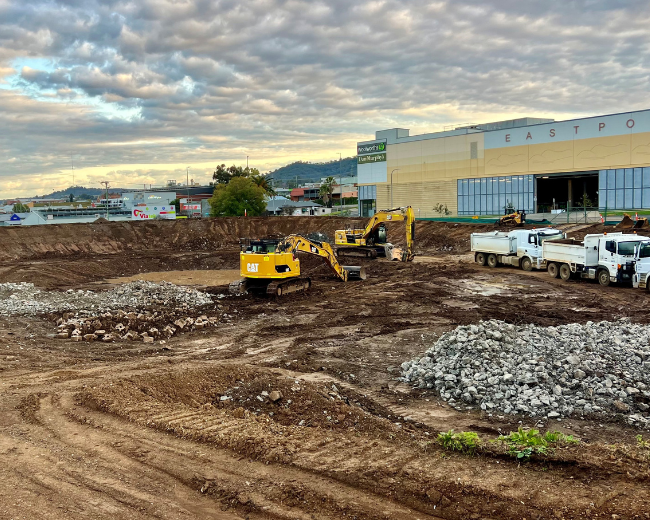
[633,241,650,289]
[514,228,565,269]
[593,233,649,285]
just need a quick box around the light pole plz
[338,153,342,209]
[390,169,399,208]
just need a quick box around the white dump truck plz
[471,228,565,271]
[543,232,650,286]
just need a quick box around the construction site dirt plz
[1,217,649,520]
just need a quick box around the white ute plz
[471,228,565,271]
[543,232,650,286]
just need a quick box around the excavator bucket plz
[617,214,635,229]
[634,218,650,229]
[342,266,367,281]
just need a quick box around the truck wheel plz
[487,254,498,268]
[521,257,533,272]
[559,263,571,281]
[476,252,486,266]
[598,269,611,287]
[548,262,559,278]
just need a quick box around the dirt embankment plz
[0,217,489,262]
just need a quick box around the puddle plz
[105,269,241,286]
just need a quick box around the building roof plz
[266,196,322,212]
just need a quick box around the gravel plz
[401,319,650,428]
[0,281,214,316]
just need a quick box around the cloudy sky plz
[1,0,650,196]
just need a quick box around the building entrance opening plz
[535,172,599,212]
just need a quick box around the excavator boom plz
[277,235,366,281]
[335,206,415,261]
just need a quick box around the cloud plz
[1,0,650,196]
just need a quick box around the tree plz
[12,203,29,213]
[319,176,336,208]
[209,176,267,217]
[170,198,181,213]
[251,174,276,196]
[212,164,260,185]
[68,193,74,203]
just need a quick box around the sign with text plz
[357,142,386,155]
[357,152,386,164]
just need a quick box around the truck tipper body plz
[543,232,650,286]
[471,228,565,271]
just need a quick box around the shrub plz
[437,430,480,454]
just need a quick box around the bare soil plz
[1,218,649,519]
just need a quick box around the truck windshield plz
[638,243,650,258]
[617,241,642,256]
[538,233,563,245]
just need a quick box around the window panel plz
[616,189,624,209]
[481,195,487,214]
[625,188,633,208]
[457,179,462,197]
[634,188,642,209]
[608,170,616,189]
[643,189,650,209]
[644,168,650,188]
[625,169,634,188]
[468,196,474,213]
[599,171,607,190]
[528,193,534,212]
[635,168,643,189]
[480,178,487,194]
[469,179,475,196]
[486,178,493,194]
[616,169,624,190]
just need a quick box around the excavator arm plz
[277,235,366,281]
[364,206,415,261]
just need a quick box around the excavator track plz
[266,277,311,296]
[336,247,379,259]
[228,278,249,296]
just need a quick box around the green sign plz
[357,142,386,155]
[357,152,386,164]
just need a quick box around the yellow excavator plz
[334,206,415,261]
[495,210,526,227]
[229,235,366,296]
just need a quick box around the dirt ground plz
[1,218,649,520]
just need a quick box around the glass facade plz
[599,168,650,210]
[457,175,534,216]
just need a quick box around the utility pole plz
[100,181,110,220]
[338,153,342,209]
[390,169,399,209]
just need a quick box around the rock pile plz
[0,281,214,316]
[56,311,222,342]
[401,319,650,428]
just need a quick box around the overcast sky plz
[1,0,650,196]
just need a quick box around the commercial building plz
[357,109,650,217]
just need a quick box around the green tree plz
[12,203,29,213]
[170,198,181,213]
[212,164,260,185]
[209,176,267,217]
[68,193,74,203]
[319,176,336,208]
[251,174,276,196]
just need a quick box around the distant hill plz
[266,158,356,187]
[33,186,124,200]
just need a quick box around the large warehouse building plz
[356,109,650,217]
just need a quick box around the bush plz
[209,177,267,217]
[498,427,579,461]
[437,430,480,454]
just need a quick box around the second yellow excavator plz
[229,234,366,296]
[334,206,415,261]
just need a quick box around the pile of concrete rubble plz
[0,281,214,316]
[401,319,650,428]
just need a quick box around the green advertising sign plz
[357,152,386,164]
[357,142,386,155]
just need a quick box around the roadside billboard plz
[132,205,176,220]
